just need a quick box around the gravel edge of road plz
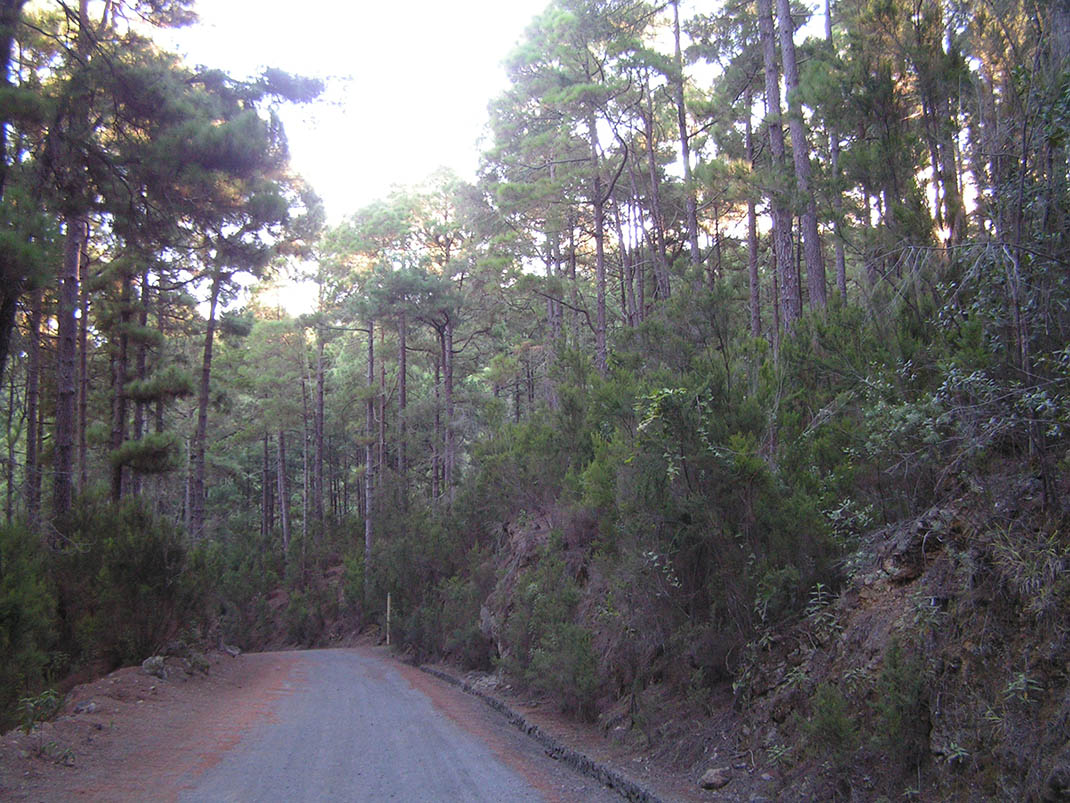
[418,665,665,803]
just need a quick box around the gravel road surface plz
[176,648,620,802]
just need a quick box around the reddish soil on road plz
[1,648,685,802]
[0,651,302,801]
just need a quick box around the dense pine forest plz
[1,0,1068,798]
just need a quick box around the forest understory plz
[2,0,1069,800]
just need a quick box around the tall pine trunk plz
[53,217,84,524]
[313,330,325,527]
[109,269,131,502]
[588,111,608,376]
[673,0,701,272]
[548,228,563,343]
[432,351,440,505]
[190,272,221,542]
[277,429,290,554]
[24,288,41,525]
[777,0,826,311]
[825,0,847,302]
[54,0,91,525]
[642,78,671,301]
[745,92,760,339]
[129,268,150,497]
[5,368,15,523]
[261,433,272,538]
[364,320,374,574]
[377,325,385,490]
[77,234,90,492]
[0,0,28,388]
[443,319,455,503]
[613,201,637,327]
[567,221,579,344]
[397,310,407,507]
[300,372,309,547]
[758,0,798,330]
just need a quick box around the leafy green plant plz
[33,740,76,766]
[437,574,492,669]
[55,500,207,667]
[0,523,56,728]
[806,682,858,759]
[18,688,61,734]
[768,742,794,766]
[1002,671,1042,704]
[873,639,929,768]
[804,582,842,645]
[944,741,970,765]
[753,565,802,624]
[528,621,599,720]
[495,536,601,718]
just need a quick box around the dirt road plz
[180,648,621,801]
[1,647,622,802]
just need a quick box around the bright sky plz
[163,0,551,223]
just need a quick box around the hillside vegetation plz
[1,0,1068,799]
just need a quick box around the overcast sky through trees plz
[164,0,551,221]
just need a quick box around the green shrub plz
[55,500,207,667]
[528,621,599,720]
[0,523,56,728]
[17,688,61,734]
[874,639,929,769]
[806,682,858,760]
[753,565,803,625]
[438,574,492,669]
[342,552,365,614]
[496,535,601,716]
[285,589,320,645]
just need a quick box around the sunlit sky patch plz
[160,0,551,222]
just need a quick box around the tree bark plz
[777,0,826,311]
[190,271,222,542]
[443,318,455,503]
[377,324,385,490]
[397,309,407,506]
[642,78,672,301]
[825,0,847,303]
[129,268,150,496]
[567,219,579,344]
[548,227,563,343]
[54,217,84,524]
[78,234,91,492]
[313,328,325,527]
[261,433,271,538]
[432,351,440,504]
[673,0,701,272]
[110,268,132,502]
[758,0,799,329]
[24,288,41,526]
[613,201,637,327]
[300,372,309,547]
[364,320,374,574]
[0,296,16,399]
[589,110,608,376]
[5,367,15,523]
[745,92,760,339]
[53,0,92,525]
[0,0,26,202]
[0,0,28,389]
[277,428,290,554]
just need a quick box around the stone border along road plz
[418,665,664,803]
